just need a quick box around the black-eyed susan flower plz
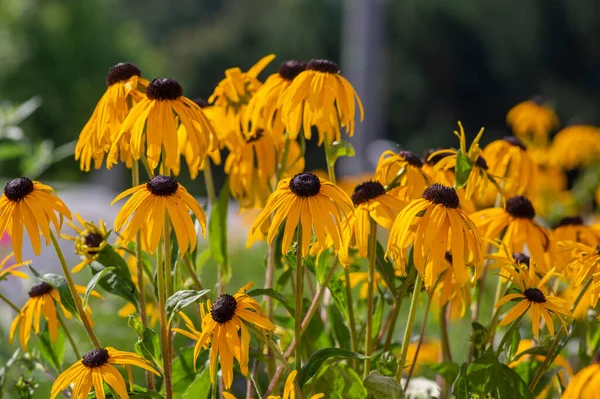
[278,59,364,145]
[562,241,600,309]
[562,354,600,399]
[222,370,324,399]
[112,175,206,254]
[553,216,600,270]
[0,252,30,281]
[173,283,276,389]
[495,264,572,338]
[75,63,148,172]
[482,136,538,197]
[0,177,72,262]
[434,252,472,320]
[50,347,160,399]
[251,173,353,256]
[423,149,454,186]
[471,195,552,272]
[506,97,558,147]
[62,213,109,273]
[387,184,483,287]
[374,150,429,201]
[9,282,98,352]
[340,180,404,264]
[108,78,216,171]
[550,124,600,170]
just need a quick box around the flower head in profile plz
[374,150,429,201]
[62,213,109,273]
[471,195,552,272]
[75,63,149,171]
[251,173,353,257]
[495,263,572,338]
[550,124,600,170]
[173,283,276,389]
[0,177,72,262]
[50,347,160,399]
[506,96,558,147]
[561,351,600,399]
[0,252,30,281]
[108,78,216,171]
[9,282,99,352]
[387,184,483,287]
[279,59,364,145]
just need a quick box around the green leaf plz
[512,345,550,362]
[504,325,521,362]
[376,352,398,377]
[38,324,65,372]
[172,347,208,397]
[363,371,405,399]
[83,267,115,308]
[495,364,534,399]
[128,385,164,398]
[247,288,295,317]
[91,245,138,307]
[467,349,503,397]
[376,242,396,291]
[128,316,162,369]
[454,150,472,188]
[182,368,210,399]
[328,276,349,320]
[328,304,351,349]
[29,266,77,316]
[166,289,211,323]
[305,363,366,399]
[426,362,460,385]
[209,180,230,281]
[452,363,469,399]
[326,140,355,165]
[299,348,367,386]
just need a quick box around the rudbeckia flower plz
[108,78,216,171]
[495,264,572,338]
[405,340,441,375]
[387,184,483,286]
[251,173,353,256]
[0,177,72,262]
[50,347,160,399]
[482,136,538,197]
[550,124,600,170]
[173,283,276,389]
[562,241,600,309]
[112,175,206,254]
[374,150,429,201]
[471,195,552,272]
[0,252,30,281]
[340,180,404,264]
[423,149,454,186]
[562,355,600,399]
[75,63,149,171]
[9,282,99,352]
[434,252,472,319]
[222,370,324,399]
[553,216,600,270]
[506,97,558,147]
[278,59,364,145]
[62,213,109,273]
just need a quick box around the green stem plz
[295,224,304,371]
[439,305,452,363]
[50,229,100,348]
[405,291,433,389]
[57,313,81,359]
[396,275,422,382]
[132,161,148,328]
[384,267,417,352]
[344,268,359,358]
[0,290,20,313]
[156,238,173,399]
[364,218,378,378]
[323,136,336,184]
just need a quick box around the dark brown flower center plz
[556,216,584,228]
[246,129,264,144]
[289,173,321,197]
[84,232,104,255]
[512,253,530,266]
[398,150,424,168]
[147,78,183,101]
[505,196,535,219]
[278,60,307,81]
[306,59,339,74]
[596,245,600,256]
[351,181,385,206]
[475,156,488,170]
[444,251,453,264]
[106,63,141,87]
[147,175,179,196]
[524,288,546,303]
[28,282,53,298]
[422,184,459,209]
[424,149,451,165]
[502,136,527,151]
[82,348,110,368]
[192,98,209,108]
[211,294,237,324]
[4,177,34,202]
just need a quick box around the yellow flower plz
[496,265,572,338]
[173,283,276,389]
[62,213,109,273]
[561,358,600,399]
[471,195,552,272]
[108,78,216,171]
[551,124,600,170]
[0,177,72,262]
[434,252,472,320]
[9,282,99,352]
[223,370,324,399]
[0,252,30,281]
[112,175,206,254]
[251,173,353,257]
[50,347,160,399]
[482,136,538,197]
[374,150,429,201]
[405,340,441,375]
[278,59,364,145]
[340,180,405,264]
[506,97,558,147]
[552,216,600,271]
[345,271,383,299]
[75,63,148,171]
[561,241,600,309]
[387,184,482,287]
